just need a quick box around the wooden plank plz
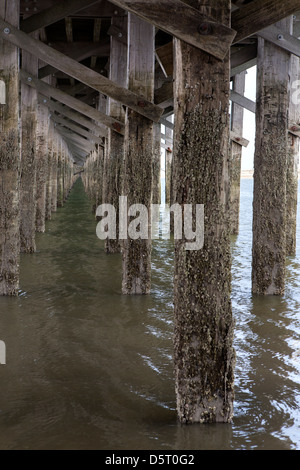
[20,69,125,134]
[109,0,236,60]
[232,0,300,44]
[160,116,174,130]
[21,0,103,33]
[258,24,300,58]
[230,89,256,113]
[0,19,162,122]
[38,94,108,138]
[230,130,249,148]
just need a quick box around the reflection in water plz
[0,178,299,450]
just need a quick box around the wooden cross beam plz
[258,25,300,58]
[230,90,256,114]
[56,126,95,152]
[20,0,103,33]
[109,0,237,60]
[38,94,108,139]
[50,113,104,146]
[20,69,124,134]
[232,0,300,44]
[0,19,163,122]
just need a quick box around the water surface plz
[0,178,299,450]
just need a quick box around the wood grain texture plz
[110,0,236,60]
[232,0,300,43]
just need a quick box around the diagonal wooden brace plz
[0,18,163,123]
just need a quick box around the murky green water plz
[0,178,300,450]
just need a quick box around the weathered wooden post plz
[252,19,291,295]
[229,71,246,236]
[152,123,161,205]
[45,122,55,220]
[165,120,173,206]
[57,138,65,208]
[105,16,127,253]
[36,100,50,232]
[51,130,59,213]
[122,14,155,294]
[20,47,38,252]
[173,0,235,423]
[0,0,20,295]
[287,53,299,257]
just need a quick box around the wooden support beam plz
[164,118,173,206]
[0,19,163,122]
[122,14,155,295]
[109,0,236,60]
[0,0,20,296]
[20,31,39,253]
[230,89,256,113]
[230,130,249,148]
[155,66,259,112]
[229,71,246,236]
[104,16,128,254]
[152,123,161,205]
[36,100,50,233]
[287,52,300,256]
[20,69,124,134]
[232,0,300,44]
[173,0,234,424]
[252,18,292,296]
[258,24,300,58]
[38,94,107,138]
[20,0,103,33]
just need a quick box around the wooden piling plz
[287,53,299,257]
[173,0,235,423]
[122,14,155,295]
[165,120,173,206]
[0,0,20,295]
[20,45,38,252]
[36,102,49,232]
[105,16,127,254]
[252,19,291,295]
[229,71,246,236]
[152,123,161,205]
[51,131,59,213]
